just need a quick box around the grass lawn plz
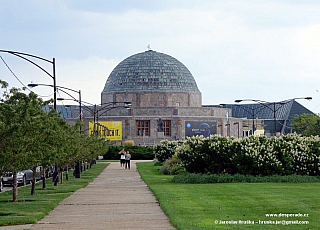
[0,162,108,226]
[137,162,320,230]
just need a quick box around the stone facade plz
[101,91,202,108]
[76,105,243,146]
[68,50,243,145]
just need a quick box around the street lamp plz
[57,100,131,137]
[82,101,131,123]
[235,97,312,136]
[92,102,131,138]
[28,83,81,122]
[94,102,131,122]
[0,50,57,110]
[220,103,265,136]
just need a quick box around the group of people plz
[118,148,131,169]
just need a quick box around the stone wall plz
[76,114,243,146]
[101,91,202,108]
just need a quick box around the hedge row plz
[172,173,320,183]
[154,134,320,176]
[103,145,154,160]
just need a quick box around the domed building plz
[101,50,201,108]
[80,49,242,145]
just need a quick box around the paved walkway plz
[1,161,176,230]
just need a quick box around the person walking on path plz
[118,148,126,169]
[125,150,131,169]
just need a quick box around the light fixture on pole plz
[235,97,312,136]
[57,100,131,138]
[1,50,57,110]
[28,83,82,125]
[220,103,265,136]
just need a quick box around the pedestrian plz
[118,148,126,169]
[125,150,131,169]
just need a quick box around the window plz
[163,120,171,136]
[136,120,150,136]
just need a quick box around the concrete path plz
[1,161,176,230]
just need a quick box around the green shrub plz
[170,165,186,175]
[175,134,320,176]
[159,165,170,175]
[153,140,183,162]
[159,157,184,175]
[172,173,320,184]
[177,135,237,174]
[231,136,283,176]
[103,145,154,160]
[153,161,163,166]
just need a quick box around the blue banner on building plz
[185,121,217,138]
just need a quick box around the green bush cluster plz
[178,135,235,174]
[154,134,320,176]
[103,145,154,160]
[153,139,183,162]
[172,173,320,183]
[159,157,185,175]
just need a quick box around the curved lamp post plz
[96,102,131,122]
[235,97,312,136]
[0,50,56,110]
[57,99,131,137]
[221,103,267,136]
[28,83,81,123]
[76,101,131,123]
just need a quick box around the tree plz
[0,81,63,199]
[0,81,110,201]
[26,109,65,193]
[291,113,320,136]
[0,82,51,200]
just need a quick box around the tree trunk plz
[42,167,46,190]
[66,165,69,181]
[12,172,18,202]
[60,171,63,184]
[74,161,81,178]
[31,166,36,195]
[54,166,59,186]
[54,175,59,186]
[42,174,46,190]
[53,165,58,182]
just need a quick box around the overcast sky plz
[1,0,320,113]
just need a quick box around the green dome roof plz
[102,50,200,93]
